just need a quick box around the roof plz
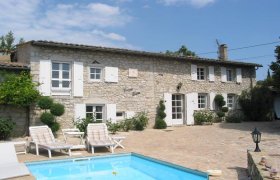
[0,62,29,70]
[22,40,262,67]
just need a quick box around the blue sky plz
[0,0,279,80]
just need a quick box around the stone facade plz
[17,42,258,129]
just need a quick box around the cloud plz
[158,0,216,7]
[0,0,134,49]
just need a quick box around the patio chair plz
[0,142,30,179]
[29,125,72,158]
[86,123,115,154]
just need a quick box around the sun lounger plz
[29,125,72,158]
[0,142,30,179]
[87,123,115,154]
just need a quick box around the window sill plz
[51,88,71,96]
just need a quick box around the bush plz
[74,117,95,134]
[154,100,167,129]
[225,110,244,123]
[106,121,120,134]
[194,110,214,125]
[216,111,225,118]
[37,96,53,110]
[221,107,229,113]
[154,118,167,129]
[119,119,133,132]
[214,94,226,110]
[50,122,60,132]
[50,103,65,116]
[132,112,149,131]
[239,86,273,121]
[0,118,15,140]
[40,112,55,125]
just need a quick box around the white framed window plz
[86,105,104,121]
[227,94,235,109]
[172,94,183,120]
[198,93,207,109]
[226,69,233,82]
[51,62,71,89]
[89,67,102,81]
[197,67,205,80]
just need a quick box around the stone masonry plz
[17,41,258,129]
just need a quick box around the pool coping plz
[25,152,209,179]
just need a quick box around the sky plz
[0,0,279,80]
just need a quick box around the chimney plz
[219,44,228,61]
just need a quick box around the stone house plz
[16,41,261,128]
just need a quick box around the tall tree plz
[270,46,280,90]
[0,31,24,54]
[165,45,196,57]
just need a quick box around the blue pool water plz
[26,153,208,180]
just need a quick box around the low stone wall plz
[248,150,279,180]
[0,105,28,137]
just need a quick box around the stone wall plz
[0,105,28,136]
[17,45,257,129]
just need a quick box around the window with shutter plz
[208,66,215,82]
[191,64,197,80]
[39,60,51,96]
[236,68,242,83]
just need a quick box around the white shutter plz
[39,60,51,96]
[106,104,117,123]
[105,67,118,83]
[222,93,227,107]
[209,92,216,110]
[73,61,84,97]
[74,104,86,121]
[125,111,135,119]
[221,67,227,82]
[191,64,197,80]
[186,93,198,125]
[164,93,172,126]
[236,68,242,83]
[208,66,215,82]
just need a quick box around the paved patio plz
[15,121,280,180]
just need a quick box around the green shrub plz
[154,100,167,129]
[74,116,95,134]
[50,122,60,132]
[0,118,15,140]
[214,94,225,110]
[239,86,273,121]
[221,107,229,113]
[37,96,53,110]
[119,119,133,132]
[216,111,225,118]
[225,110,244,123]
[40,112,55,125]
[106,121,120,134]
[154,118,167,129]
[132,112,149,131]
[50,103,65,116]
[194,110,214,125]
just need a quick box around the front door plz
[172,94,184,125]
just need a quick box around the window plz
[172,94,183,120]
[86,105,104,121]
[116,112,125,120]
[198,94,207,109]
[51,62,71,89]
[197,67,205,80]
[226,69,233,81]
[90,67,102,80]
[227,94,235,109]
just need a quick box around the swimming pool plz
[26,153,208,180]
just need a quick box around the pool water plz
[26,153,208,180]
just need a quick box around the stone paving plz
[14,121,280,180]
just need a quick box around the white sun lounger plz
[87,123,115,154]
[29,125,72,158]
[0,142,30,179]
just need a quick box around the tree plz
[270,46,280,90]
[154,100,167,129]
[165,45,196,57]
[0,31,24,54]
